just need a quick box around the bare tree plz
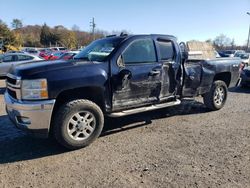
[230,38,235,48]
[72,24,80,31]
[213,34,232,49]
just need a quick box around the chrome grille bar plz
[6,74,21,100]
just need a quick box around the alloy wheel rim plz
[214,86,225,106]
[67,111,96,141]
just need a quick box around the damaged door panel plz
[182,60,202,97]
[112,38,162,111]
[155,39,181,100]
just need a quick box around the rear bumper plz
[5,92,55,138]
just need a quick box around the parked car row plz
[39,50,80,60]
[218,50,245,58]
[0,53,43,77]
[219,50,250,67]
[0,47,81,77]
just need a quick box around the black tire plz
[203,80,228,111]
[53,99,104,150]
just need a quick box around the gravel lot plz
[0,80,249,188]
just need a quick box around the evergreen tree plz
[11,19,23,29]
[40,23,51,47]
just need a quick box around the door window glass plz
[157,40,175,61]
[18,55,33,61]
[3,55,13,62]
[123,39,156,64]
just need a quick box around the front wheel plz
[203,80,228,111]
[53,99,104,150]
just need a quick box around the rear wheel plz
[53,99,104,150]
[203,80,228,110]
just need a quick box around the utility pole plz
[247,12,250,52]
[90,17,96,40]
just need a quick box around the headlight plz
[21,79,48,100]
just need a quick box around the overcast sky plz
[0,0,250,45]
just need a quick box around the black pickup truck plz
[5,34,241,149]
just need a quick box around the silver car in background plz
[0,53,43,77]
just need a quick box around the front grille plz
[6,76,17,85]
[6,74,21,100]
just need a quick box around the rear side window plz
[3,55,13,62]
[123,39,156,64]
[157,40,175,61]
[18,55,33,61]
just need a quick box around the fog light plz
[16,116,31,125]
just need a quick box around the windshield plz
[74,37,123,62]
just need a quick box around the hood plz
[10,59,93,78]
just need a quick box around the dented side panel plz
[112,63,162,111]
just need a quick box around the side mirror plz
[179,42,188,61]
[117,55,125,67]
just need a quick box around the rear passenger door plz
[155,39,181,99]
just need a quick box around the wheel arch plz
[213,72,231,87]
[53,86,106,112]
[49,86,106,135]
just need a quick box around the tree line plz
[0,18,247,51]
[0,18,105,51]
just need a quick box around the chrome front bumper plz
[5,92,56,138]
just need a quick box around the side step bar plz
[108,99,181,117]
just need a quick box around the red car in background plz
[58,51,79,60]
[48,51,65,60]
[39,49,53,60]
[39,48,68,60]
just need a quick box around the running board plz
[109,99,181,117]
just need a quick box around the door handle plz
[149,70,161,76]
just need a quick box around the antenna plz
[90,17,96,40]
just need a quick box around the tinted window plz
[18,55,33,61]
[123,39,156,64]
[3,55,13,62]
[158,40,175,61]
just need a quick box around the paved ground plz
[0,80,249,188]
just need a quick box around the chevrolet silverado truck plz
[5,34,241,149]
